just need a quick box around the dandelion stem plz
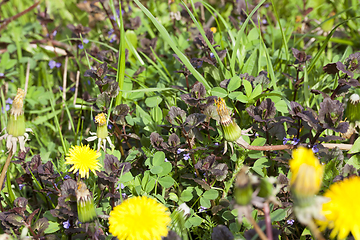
[0,147,13,193]
[245,208,268,240]
[307,219,326,240]
[263,202,273,240]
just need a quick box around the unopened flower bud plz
[346,93,360,122]
[234,167,253,206]
[215,98,242,142]
[76,181,97,223]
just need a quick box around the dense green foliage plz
[1,0,360,239]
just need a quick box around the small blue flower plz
[262,19,267,24]
[165,158,169,162]
[108,123,113,130]
[183,153,190,161]
[199,206,207,213]
[87,80,91,85]
[55,62,62,68]
[64,175,71,180]
[19,184,25,190]
[52,30,57,37]
[291,138,300,145]
[177,148,185,154]
[214,142,219,146]
[78,44,84,49]
[110,36,116,43]
[312,144,319,153]
[83,38,89,44]
[110,15,115,20]
[49,60,56,69]
[210,53,214,58]
[5,98,13,104]
[287,219,295,225]
[59,86,63,91]
[283,137,289,145]
[63,220,70,229]
[70,87,75,92]
[0,73,4,77]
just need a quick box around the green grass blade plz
[230,0,266,73]
[110,0,126,105]
[133,0,211,90]
[270,0,289,61]
[181,1,225,77]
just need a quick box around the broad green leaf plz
[158,176,175,188]
[211,87,228,98]
[153,151,166,166]
[227,76,241,92]
[243,80,252,98]
[203,189,218,200]
[150,165,163,175]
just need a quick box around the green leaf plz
[270,208,287,221]
[243,80,252,98]
[200,197,211,208]
[211,87,228,98]
[202,189,218,200]
[44,221,60,234]
[180,188,193,202]
[236,92,248,103]
[251,137,266,146]
[150,165,163,175]
[249,84,262,100]
[158,162,172,177]
[228,91,242,100]
[347,155,360,169]
[153,151,166,166]
[187,215,203,227]
[158,176,175,188]
[349,137,360,154]
[227,76,241,92]
[145,96,163,108]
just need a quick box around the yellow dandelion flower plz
[318,177,360,240]
[65,144,101,178]
[210,27,217,33]
[290,147,324,197]
[109,196,171,240]
[215,98,242,142]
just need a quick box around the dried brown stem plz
[0,148,13,193]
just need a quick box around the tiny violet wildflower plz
[177,148,185,154]
[63,220,70,229]
[108,123,113,130]
[214,142,219,146]
[64,175,71,180]
[49,60,56,69]
[287,219,295,225]
[312,144,319,153]
[291,138,300,145]
[55,62,61,68]
[199,206,207,213]
[110,36,116,43]
[0,73,4,77]
[6,98,13,105]
[183,153,190,160]
[19,184,25,190]
[70,87,75,92]
[283,137,289,145]
[83,38,89,44]
[52,30,57,36]
[164,158,169,162]
[78,44,84,49]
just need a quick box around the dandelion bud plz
[345,93,360,122]
[215,98,242,142]
[7,89,25,137]
[290,147,324,199]
[76,181,97,223]
[95,113,108,139]
[234,167,253,206]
